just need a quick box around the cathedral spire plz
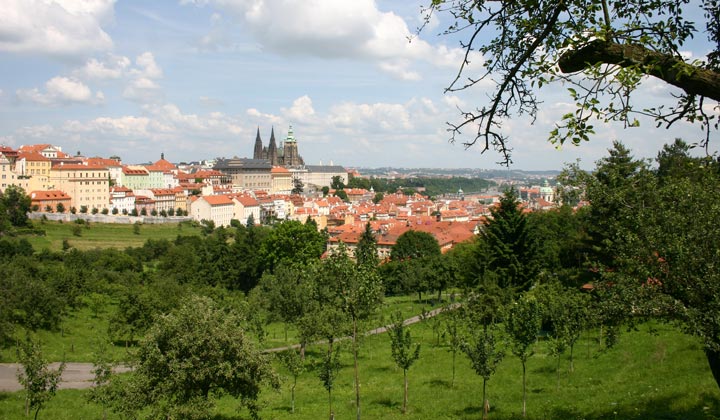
[268,126,278,165]
[253,127,263,160]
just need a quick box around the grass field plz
[22,219,202,252]
[1,318,718,419]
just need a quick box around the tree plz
[80,205,88,214]
[259,220,326,272]
[355,222,379,267]
[320,246,384,420]
[104,296,278,420]
[292,177,304,195]
[426,0,720,164]
[585,142,720,389]
[316,342,342,420]
[391,230,441,261]
[55,203,65,213]
[372,192,384,204]
[254,264,312,342]
[278,348,306,414]
[86,339,114,420]
[479,188,541,292]
[443,307,464,387]
[17,336,65,420]
[462,287,505,420]
[504,295,542,417]
[335,189,348,202]
[387,312,421,414]
[107,287,154,346]
[462,323,504,420]
[0,185,31,230]
[331,175,345,190]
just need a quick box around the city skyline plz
[0,0,716,170]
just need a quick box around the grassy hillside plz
[1,320,718,419]
[22,220,202,252]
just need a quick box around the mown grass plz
[23,219,202,252]
[1,320,718,420]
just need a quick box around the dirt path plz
[0,304,457,392]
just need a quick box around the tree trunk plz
[569,344,575,373]
[403,369,408,414]
[522,360,527,417]
[353,317,361,420]
[706,348,720,390]
[482,378,488,420]
[291,378,296,414]
[451,350,456,388]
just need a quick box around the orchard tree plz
[278,347,306,414]
[321,245,384,420]
[17,336,65,420]
[387,312,421,414]
[462,287,505,419]
[504,295,542,417]
[443,306,464,387]
[104,296,278,420]
[463,323,504,420]
[425,0,720,164]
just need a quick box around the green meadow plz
[1,314,718,419]
[22,219,202,252]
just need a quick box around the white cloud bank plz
[183,0,468,80]
[0,0,115,57]
[16,77,104,106]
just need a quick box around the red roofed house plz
[231,194,261,226]
[110,186,135,214]
[30,190,71,212]
[189,194,235,227]
[16,151,52,191]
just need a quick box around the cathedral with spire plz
[253,125,304,168]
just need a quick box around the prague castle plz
[253,125,304,167]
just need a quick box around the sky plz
[0,0,716,171]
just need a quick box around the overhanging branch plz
[559,40,720,101]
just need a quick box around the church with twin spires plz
[253,125,304,168]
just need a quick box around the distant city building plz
[213,158,272,192]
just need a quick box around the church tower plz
[282,125,303,167]
[253,127,263,160]
[268,127,278,166]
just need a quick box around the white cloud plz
[16,76,104,106]
[281,96,316,123]
[122,52,165,103]
[74,55,131,80]
[134,52,163,79]
[0,0,114,57]
[185,0,467,80]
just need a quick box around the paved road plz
[0,363,131,392]
[0,304,458,392]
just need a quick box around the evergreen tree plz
[355,222,379,267]
[480,188,540,292]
